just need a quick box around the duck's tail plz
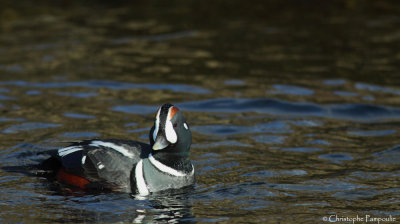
[1,150,61,177]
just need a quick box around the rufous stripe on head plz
[169,106,179,120]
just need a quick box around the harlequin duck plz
[38,103,194,195]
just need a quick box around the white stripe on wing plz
[58,146,83,157]
[89,141,134,159]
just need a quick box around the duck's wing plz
[57,139,151,191]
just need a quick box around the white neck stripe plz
[135,160,149,195]
[148,153,190,177]
[89,141,134,159]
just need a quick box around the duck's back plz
[42,139,151,192]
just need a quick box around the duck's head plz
[149,103,192,155]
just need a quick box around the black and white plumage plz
[39,103,194,195]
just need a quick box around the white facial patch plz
[165,119,177,143]
[183,122,188,130]
[81,155,86,164]
[153,107,161,141]
[163,107,178,144]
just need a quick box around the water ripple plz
[252,135,287,144]
[56,92,98,98]
[59,132,100,138]
[347,129,397,136]
[268,84,314,96]
[355,82,400,95]
[275,180,363,192]
[0,95,16,100]
[63,113,95,119]
[192,140,251,148]
[333,91,359,97]
[224,80,246,85]
[191,121,291,136]
[25,90,42,95]
[0,80,211,94]
[323,79,347,86]
[372,145,400,164]
[112,105,156,115]
[305,139,331,145]
[112,98,400,121]
[242,170,307,178]
[175,98,400,121]
[282,147,323,152]
[110,30,197,44]
[2,122,61,134]
[318,154,354,163]
[0,118,25,122]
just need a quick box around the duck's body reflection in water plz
[37,184,195,223]
[132,186,195,224]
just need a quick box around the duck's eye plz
[173,122,178,127]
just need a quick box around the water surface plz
[0,1,400,223]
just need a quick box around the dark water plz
[1,1,400,223]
